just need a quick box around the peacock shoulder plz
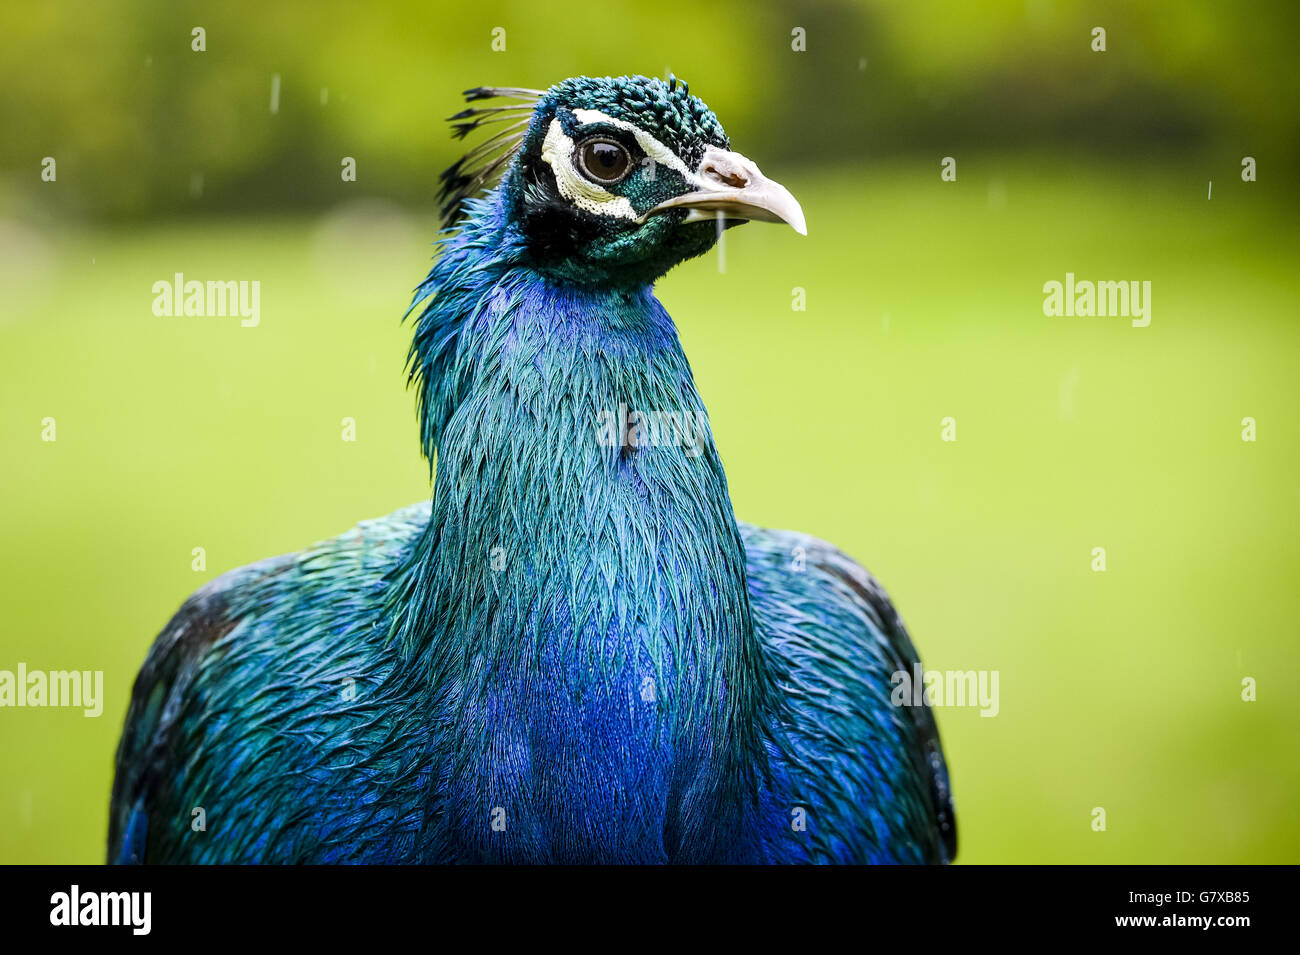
[740,521,957,864]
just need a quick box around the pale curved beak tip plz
[641,147,809,237]
[765,178,807,235]
[758,182,807,235]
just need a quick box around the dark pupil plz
[584,141,628,181]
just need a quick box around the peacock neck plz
[389,201,779,854]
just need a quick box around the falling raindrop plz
[715,211,726,274]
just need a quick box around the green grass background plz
[2,158,1296,863]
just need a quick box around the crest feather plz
[439,87,542,224]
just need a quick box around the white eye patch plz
[570,109,697,181]
[538,109,699,221]
[540,120,638,220]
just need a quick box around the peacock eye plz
[576,138,632,184]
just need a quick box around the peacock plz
[109,75,956,864]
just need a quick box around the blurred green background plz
[2,0,1297,863]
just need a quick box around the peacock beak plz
[640,146,807,236]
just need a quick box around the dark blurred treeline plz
[2,0,1296,221]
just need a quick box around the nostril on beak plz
[698,147,758,190]
[704,163,748,189]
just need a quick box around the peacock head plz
[442,75,806,287]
